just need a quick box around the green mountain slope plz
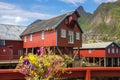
[77,6,92,31]
[79,0,120,43]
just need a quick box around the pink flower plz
[37,47,44,55]
[45,73,49,78]
[48,67,52,71]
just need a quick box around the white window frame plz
[108,48,110,54]
[61,29,66,38]
[41,31,45,40]
[68,30,74,44]
[76,32,80,40]
[24,36,27,42]
[18,50,23,55]
[30,34,32,41]
[112,48,115,54]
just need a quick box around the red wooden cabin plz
[77,42,120,67]
[0,24,26,67]
[20,8,83,56]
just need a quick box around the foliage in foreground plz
[16,47,73,80]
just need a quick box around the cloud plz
[59,0,85,6]
[0,2,55,26]
[60,9,66,13]
[94,0,118,4]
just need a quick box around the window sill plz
[68,42,74,44]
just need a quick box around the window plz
[68,30,74,44]
[112,48,115,54]
[89,49,92,54]
[116,48,118,54]
[70,16,73,20]
[61,29,66,38]
[18,50,23,55]
[30,34,32,41]
[0,40,5,46]
[108,48,110,54]
[76,32,80,40]
[65,19,68,24]
[41,31,45,40]
[112,44,114,47]
[24,36,27,42]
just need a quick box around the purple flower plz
[37,47,44,55]
[29,64,34,70]
[23,59,30,65]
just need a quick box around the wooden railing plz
[0,69,25,80]
[0,55,20,64]
[0,67,120,80]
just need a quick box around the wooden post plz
[104,57,106,67]
[85,70,91,80]
[118,58,119,67]
[106,58,108,67]
[32,48,34,53]
[78,47,79,59]
[87,57,89,63]
[26,48,28,55]
[111,58,113,67]
[93,58,95,64]
[54,46,56,53]
[99,58,101,67]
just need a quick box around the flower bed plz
[16,47,73,80]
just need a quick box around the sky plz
[0,0,118,26]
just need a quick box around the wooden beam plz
[85,70,91,80]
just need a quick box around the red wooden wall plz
[23,30,56,48]
[79,43,120,58]
[57,12,82,47]
[0,46,11,60]
[0,40,23,60]
[80,49,105,58]
[106,43,120,58]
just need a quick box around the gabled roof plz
[0,24,26,41]
[20,11,74,36]
[77,42,119,49]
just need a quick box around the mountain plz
[79,0,120,43]
[77,6,92,31]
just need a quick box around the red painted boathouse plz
[77,42,120,67]
[20,8,83,56]
[0,24,26,67]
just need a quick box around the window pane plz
[42,31,45,40]
[108,48,110,54]
[68,30,74,44]
[76,32,80,40]
[112,48,114,54]
[24,36,26,42]
[61,29,66,38]
[30,34,32,41]
[0,40,5,46]
[116,48,118,54]
[18,50,23,55]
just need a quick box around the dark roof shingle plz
[20,11,74,36]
